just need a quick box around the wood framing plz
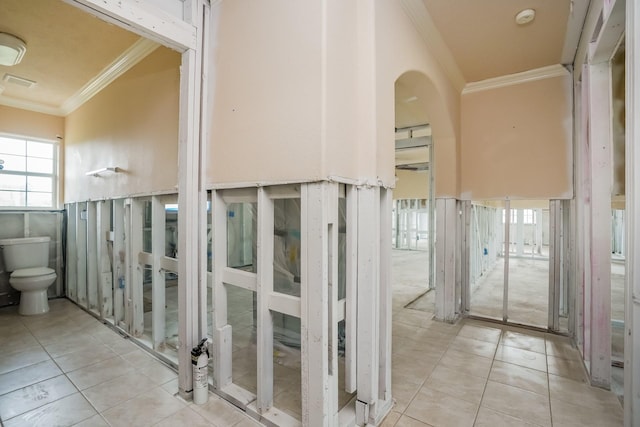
[55,212,64,297]
[66,204,78,302]
[356,186,380,409]
[344,185,358,393]
[301,182,336,426]
[152,196,167,350]
[86,202,99,313]
[76,202,88,308]
[67,0,196,52]
[97,200,113,319]
[502,200,510,322]
[176,0,206,398]
[112,199,126,327]
[256,187,275,413]
[435,198,458,322]
[461,201,471,313]
[378,188,393,404]
[587,61,612,388]
[625,0,640,423]
[212,189,232,390]
[548,200,562,331]
[129,198,144,337]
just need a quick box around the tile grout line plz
[545,334,554,427]
[469,324,501,427]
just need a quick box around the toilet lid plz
[11,267,55,278]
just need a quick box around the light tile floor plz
[0,299,260,427]
[0,296,625,427]
[384,308,624,427]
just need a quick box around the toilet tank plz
[0,236,50,272]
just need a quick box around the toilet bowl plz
[0,237,57,315]
[10,267,57,315]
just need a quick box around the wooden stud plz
[97,200,113,319]
[625,0,640,423]
[461,201,471,313]
[378,188,392,404]
[113,199,126,327]
[503,200,510,323]
[587,61,612,388]
[66,0,196,52]
[435,198,457,322]
[76,202,88,308]
[55,212,63,297]
[256,187,274,412]
[177,0,206,398]
[212,190,232,389]
[300,182,331,426]
[549,200,561,331]
[428,141,436,290]
[356,186,380,407]
[575,71,590,355]
[86,202,99,313]
[344,185,358,393]
[130,198,144,337]
[66,204,78,302]
[152,196,167,350]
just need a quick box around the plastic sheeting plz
[224,195,348,352]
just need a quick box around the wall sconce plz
[86,167,120,177]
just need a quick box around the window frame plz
[0,133,60,210]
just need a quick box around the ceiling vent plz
[3,73,36,88]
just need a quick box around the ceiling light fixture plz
[0,33,27,66]
[515,9,536,25]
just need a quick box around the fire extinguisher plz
[191,337,210,405]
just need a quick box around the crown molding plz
[60,38,160,115]
[400,0,466,92]
[462,64,570,95]
[0,37,159,117]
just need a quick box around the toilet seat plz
[11,267,55,278]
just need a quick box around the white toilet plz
[0,236,57,315]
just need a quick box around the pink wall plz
[461,74,573,200]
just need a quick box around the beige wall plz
[0,106,64,140]
[64,47,180,202]
[206,1,460,195]
[394,169,430,200]
[207,1,324,185]
[0,106,65,205]
[375,2,460,196]
[461,74,573,200]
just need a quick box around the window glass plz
[0,135,57,209]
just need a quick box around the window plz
[0,135,58,208]
[502,208,536,224]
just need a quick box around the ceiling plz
[422,0,576,83]
[395,0,588,167]
[2,0,585,142]
[0,0,145,116]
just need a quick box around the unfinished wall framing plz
[210,182,392,426]
[463,200,569,331]
[65,194,181,364]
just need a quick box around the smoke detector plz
[515,9,536,25]
[0,33,27,66]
